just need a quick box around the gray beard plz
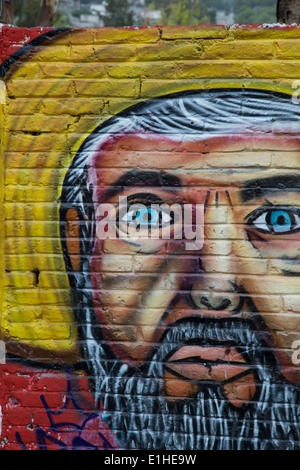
[80,301,300,450]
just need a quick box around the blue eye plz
[268,210,294,233]
[121,206,172,229]
[135,208,159,226]
[248,207,300,234]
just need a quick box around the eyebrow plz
[241,174,300,202]
[103,170,182,200]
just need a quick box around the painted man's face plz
[86,133,300,408]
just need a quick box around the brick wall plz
[1,24,300,450]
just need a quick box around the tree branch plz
[277,0,300,23]
[35,0,59,27]
[0,0,14,25]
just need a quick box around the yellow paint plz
[0,80,4,346]
[2,25,300,364]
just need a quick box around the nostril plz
[216,298,232,311]
[200,296,210,307]
[200,296,231,311]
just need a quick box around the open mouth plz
[164,343,253,384]
[163,339,257,407]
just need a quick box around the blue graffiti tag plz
[15,368,115,450]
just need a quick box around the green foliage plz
[233,0,276,24]
[53,11,71,27]
[145,0,275,25]
[209,0,234,14]
[160,0,216,25]
[14,0,71,28]
[14,0,41,27]
[102,0,134,27]
[13,0,276,30]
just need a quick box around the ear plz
[65,208,81,272]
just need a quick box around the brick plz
[201,40,275,60]
[229,24,300,39]
[2,24,300,452]
[93,26,160,44]
[69,44,137,62]
[161,25,228,40]
[72,78,141,97]
[135,41,204,61]
[107,61,177,79]
[6,79,73,97]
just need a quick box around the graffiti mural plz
[1,25,300,450]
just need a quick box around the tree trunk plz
[277,0,300,24]
[0,0,14,25]
[35,0,59,27]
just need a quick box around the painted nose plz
[200,295,232,311]
[190,277,243,314]
[189,190,243,315]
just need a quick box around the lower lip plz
[165,345,251,383]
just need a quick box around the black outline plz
[0,27,70,78]
[215,190,219,208]
[225,190,234,210]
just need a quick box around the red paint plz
[0,26,53,64]
[0,362,120,450]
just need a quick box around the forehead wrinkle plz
[204,189,238,211]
